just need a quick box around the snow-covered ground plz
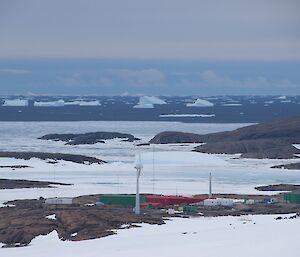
[1,214,299,257]
[1,121,300,255]
[0,121,300,206]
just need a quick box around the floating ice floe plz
[222,103,242,106]
[281,100,292,103]
[64,100,101,106]
[186,99,214,107]
[276,96,287,100]
[34,100,65,107]
[159,114,215,118]
[133,96,166,108]
[2,99,29,107]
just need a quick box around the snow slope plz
[1,214,299,257]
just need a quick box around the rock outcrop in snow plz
[0,151,105,164]
[149,131,204,144]
[39,132,140,145]
[150,117,300,159]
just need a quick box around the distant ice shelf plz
[34,100,101,107]
[159,114,215,118]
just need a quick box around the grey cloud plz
[198,70,297,90]
[106,69,165,87]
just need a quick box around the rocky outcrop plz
[255,184,300,192]
[39,132,140,145]
[150,117,300,159]
[0,179,72,189]
[271,162,300,170]
[196,117,300,144]
[149,131,204,144]
[0,151,105,164]
[0,198,165,247]
[195,139,300,159]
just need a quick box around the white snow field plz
[1,214,299,257]
[186,99,214,107]
[1,121,300,255]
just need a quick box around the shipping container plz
[203,198,234,206]
[45,197,73,205]
[284,194,300,204]
[100,194,146,206]
[145,195,207,207]
[183,205,198,214]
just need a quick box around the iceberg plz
[186,98,214,107]
[222,103,242,106]
[34,100,65,107]
[277,96,287,100]
[2,99,29,107]
[64,100,101,106]
[133,96,166,108]
[133,103,154,109]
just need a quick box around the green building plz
[284,193,300,204]
[100,194,146,207]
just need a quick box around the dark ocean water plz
[0,95,299,123]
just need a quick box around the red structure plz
[142,195,207,207]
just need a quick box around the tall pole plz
[209,172,212,198]
[135,170,140,214]
[152,145,155,195]
[134,152,143,215]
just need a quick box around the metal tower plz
[209,172,212,198]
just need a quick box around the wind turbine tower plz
[209,172,212,198]
[134,152,143,215]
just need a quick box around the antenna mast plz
[209,172,212,198]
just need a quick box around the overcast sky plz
[0,0,299,95]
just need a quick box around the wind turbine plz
[134,152,143,215]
